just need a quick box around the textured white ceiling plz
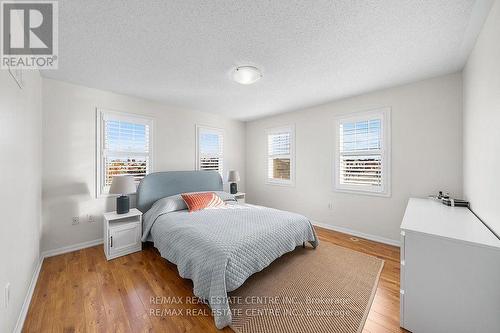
[42,0,492,120]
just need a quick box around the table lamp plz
[227,170,240,194]
[109,175,136,214]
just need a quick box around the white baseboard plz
[13,256,43,333]
[41,238,103,258]
[312,221,400,247]
[14,238,103,332]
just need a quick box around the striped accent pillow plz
[181,192,225,212]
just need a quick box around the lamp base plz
[230,183,238,194]
[116,195,130,214]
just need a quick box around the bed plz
[137,171,318,329]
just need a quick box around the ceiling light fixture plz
[232,66,262,85]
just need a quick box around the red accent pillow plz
[181,192,225,212]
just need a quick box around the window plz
[97,109,153,196]
[334,108,390,196]
[196,126,224,175]
[267,125,295,185]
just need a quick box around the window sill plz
[266,179,295,187]
[333,187,391,198]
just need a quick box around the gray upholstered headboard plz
[136,171,223,213]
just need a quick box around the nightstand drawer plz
[108,222,141,259]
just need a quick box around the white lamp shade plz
[227,170,240,182]
[109,175,136,195]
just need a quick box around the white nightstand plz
[234,192,246,203]
[103,208,142,260]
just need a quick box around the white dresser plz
[400,198,500,333]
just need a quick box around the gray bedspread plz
[142,195,318,329]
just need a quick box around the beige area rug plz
[229,243,384,333]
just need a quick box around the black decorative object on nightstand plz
[230,182,238,194]
[116,195,130,214]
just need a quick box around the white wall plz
[0,71,42,332]
[246,73,463,243]
[42,78,246,252]
[463,0,500,236]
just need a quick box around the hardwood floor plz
[23,227,407,333]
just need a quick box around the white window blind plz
[267,126,294,185]
[97,110,153,196]
[197,126,224,175]
[334,109,390,196]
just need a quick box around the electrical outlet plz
[87,214,96,223]
[4,283,10,308]
[328,202,334,210]
[72,216,80,225]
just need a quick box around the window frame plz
[333,108,391,197]
[266,125,295,186]
[195,125,225,176]
[96,108,154,198]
